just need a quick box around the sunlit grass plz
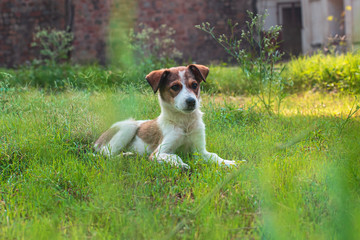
[0,89,359,239]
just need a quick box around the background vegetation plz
[1,51,360,94]
[0,11,360,240]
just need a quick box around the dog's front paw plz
[221,159,247,167]
[180,162,190,170]
[155,153,190,170]
[157,159,190,170]
[122,152,135,157]
[220,160,237,167]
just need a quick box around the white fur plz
[95,68,237,169]
[179,70,186,82]
[98,119,140,156]
[174,70,198,112]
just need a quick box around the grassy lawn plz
[1,89,359,239]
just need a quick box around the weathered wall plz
[0,0,255,67]
[0,0,66,67]
[0,0,111,67]
[71,0,111,65]
[136,0,255,64]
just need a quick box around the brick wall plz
[0,0,66,67]
[72,0,111,65]
[136,0,254,64]
[0,0,111,67]
[0,0,254,67]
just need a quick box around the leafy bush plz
[10,27,78,90]
[31,27,74,65]
[283,52,360,93]
[202,53,360,95]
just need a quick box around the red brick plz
[0,0,252,67]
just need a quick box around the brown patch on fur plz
[137,119,163,150]
[159,70,183,103]
[146,69,170,93]
[184,71,200,97]
[188,64,209,82]
[95,126,119,149]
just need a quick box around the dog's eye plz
[171,84,181,91]
[191,82,198,89]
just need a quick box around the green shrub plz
[31,27,74,66]
[283,52,360,93]
[203,53,360,95]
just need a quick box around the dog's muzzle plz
[185,97,196,111]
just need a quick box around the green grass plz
[1,87,359,239]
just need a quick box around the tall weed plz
[196,11,291,114]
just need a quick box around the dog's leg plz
[201,151,237,167]
[149,133,190,169]
[192,130,237,167]
[96,119,139,157]
[151,152,190,169]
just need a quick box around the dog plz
[94,64,237,169]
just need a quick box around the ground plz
[0,89,359,239]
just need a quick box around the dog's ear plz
[188,64,209,83]
[146,69,170,93]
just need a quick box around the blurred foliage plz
[129,23,183,70]
[108,0,136,69]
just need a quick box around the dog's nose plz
[186,98,196,108]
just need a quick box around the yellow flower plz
[346,5,352,11]
[327,15,334,21]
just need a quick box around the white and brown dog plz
[94,64,236,169]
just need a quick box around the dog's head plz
[146,64,209,113]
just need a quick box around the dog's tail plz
[94,119,139,156]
